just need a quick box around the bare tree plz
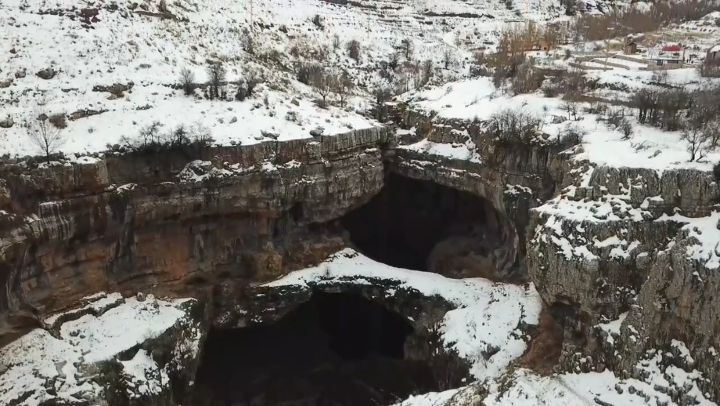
[511,59,544,94]
[180,68,195,96]
[331,72,354,107]
[312,71,333,108]
[488,109,543,144]
[682,126,710,162]
[27,108,65,162]
[443,49,453,69]
[206,62,226,100]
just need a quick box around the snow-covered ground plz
[404,76,720,172]
[482,359,715,406]
[0,0,577,158]
[0,292,201,405]
[265,248,542,382]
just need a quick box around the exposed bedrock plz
[2,104,720,403]
[394,104,720,401]
[527,165,720,401]
[0,129,390,339]
[0,119,547,340]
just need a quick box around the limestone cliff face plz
[615,233,720,401]
[390,103,569,281]
[0,128,389,339]
[0,106,567,341]
[527,161,720,400]
[391,103,720,401]
[3,105,720,402]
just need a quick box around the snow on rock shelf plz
[265,248,542,383]
[402,76,720,173]
[482,347,716,406]
[0,292,202,405]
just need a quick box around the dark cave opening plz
[341,173,519,280]
[193,291,438,405]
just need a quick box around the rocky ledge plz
[0,292,203,405]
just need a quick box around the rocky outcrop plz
[527,161,720,401]
[3,102,720,405]
[616,232,720,401]
[393,101,720,402]
[0,128,390,339]
[0,292,204,405]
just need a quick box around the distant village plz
[569,34,720,76]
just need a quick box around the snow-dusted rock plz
[0,292,204,406]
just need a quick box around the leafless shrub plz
[561,69,587,99]
[372,86,393,122]
[443,49,453,69]
[312,70,333,108]
[488,109,543,145]
[311,14,324,29]
[398,38,413,60]
[562,101,580,121]
[511,59,545,94]
[470,52,491,77]
[297,62,323,85]
[331,72,354,107]
[606,108,626,129]
[48,113,67,129]
[419,60,433,87]
[682,125,711,162]
[619,119,634,140]
[347,39,361,62]
[556,124,585,149]
[118,122,215,155]
[241,31,255,55]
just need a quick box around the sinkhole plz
[194,291,439,405]
[341,173,519,280]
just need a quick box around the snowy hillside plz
[0,0,600,158]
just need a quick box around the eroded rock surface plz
[0,292,203,405]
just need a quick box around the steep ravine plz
[1,112,719,404]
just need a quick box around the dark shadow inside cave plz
[193,291,438,405]
[341,173,518,280]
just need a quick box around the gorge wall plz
[1,104,720,403]
[0,129,389,340]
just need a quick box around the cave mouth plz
[341,173,518,280]
[193,291,438,405]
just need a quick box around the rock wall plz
[392,103,720,401]
[527,163,720,401]
[0,128,389,340]
[389,104,570,281]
